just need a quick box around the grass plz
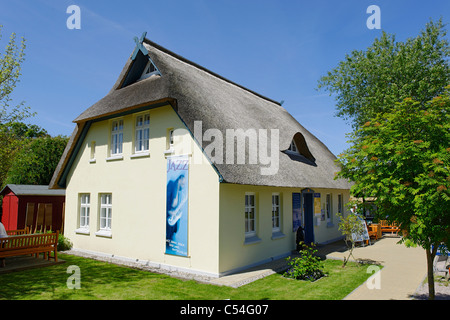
[0,253,374,300]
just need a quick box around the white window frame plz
[97,193,112,237]
[110,119,123,156]
[272,193,281,233]
[134,113,150,154]
[139,60,159,80]
[245,193,256,238]
[76,194,90,234]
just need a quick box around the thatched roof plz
[50,37,352,190]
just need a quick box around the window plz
[139,60,159,80]
[111,120,123,155]
[245,194,256,237]
[288,140,298,153]
[338,194,344,214]
[272,194,281,232]
[99,194,112,232]
[326,193,333,225]
[90,141,96,163]
[169,129,174,147]
[135,114,150,153]
[79,194,90,229]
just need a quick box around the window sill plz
[75,228,90,235]
[244,236,261,245]
[130,152,150,159]
[95,230,112,238]
[271,231,286,240]
[106,155,123,162]
[164,148,175,156]
[89,158,96,164]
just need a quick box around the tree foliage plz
[5,135,68,186]
[318,18,450,129]
[0,25,31,124]
[336,89,450,299]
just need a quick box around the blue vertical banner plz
[292,193,302,232]
[165,155,189,256]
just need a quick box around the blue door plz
[303,193,314,245]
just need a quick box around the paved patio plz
[210,236,428,300]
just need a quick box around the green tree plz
[336,212,367,267]
[335,89,450,300]
[0,25,30,123]
[5,135,68,186]
[0,26,34,189]
[317,18,450,129]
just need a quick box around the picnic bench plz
[0,231,59,265]
[379,220,400,235]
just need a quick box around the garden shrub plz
[57,234,73,251]
[284,242,325,281]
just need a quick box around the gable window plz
[245,193,256,238]
[272,193,281,233]
[139,60,159,80]
[135,114,150,153]
[111,120,123,156]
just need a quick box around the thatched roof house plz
[49,34,352,277]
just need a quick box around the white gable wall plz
[64,105,221,276]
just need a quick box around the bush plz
[57,234,73,251]
[284,242,325,281]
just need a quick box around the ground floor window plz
[99,194,112,231]
[79,194,90,230]
[245,193,256,237]
[272,193,280,232]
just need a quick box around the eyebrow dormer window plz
[288,140,298,153]
[285,133,316,166]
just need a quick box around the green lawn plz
[0,253,374,300]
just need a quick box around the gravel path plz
[412,278,450,300]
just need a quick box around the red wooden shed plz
[1,184,65,233]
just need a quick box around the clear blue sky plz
[0,0,448,156]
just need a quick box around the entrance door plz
[303,193,314,245]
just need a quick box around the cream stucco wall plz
[64,104,350,277]
[64,105,221,276]
[218,184,350,275]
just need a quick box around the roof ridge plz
[143,38,281,106]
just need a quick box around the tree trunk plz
[426,244,439,300]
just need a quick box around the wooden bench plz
[379,220,400,235]
[6,227,30,236]
[0,231,59,265]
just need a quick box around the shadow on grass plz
[0,254,169,300]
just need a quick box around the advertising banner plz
[165,155,189,256]
[292,193,302,232]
